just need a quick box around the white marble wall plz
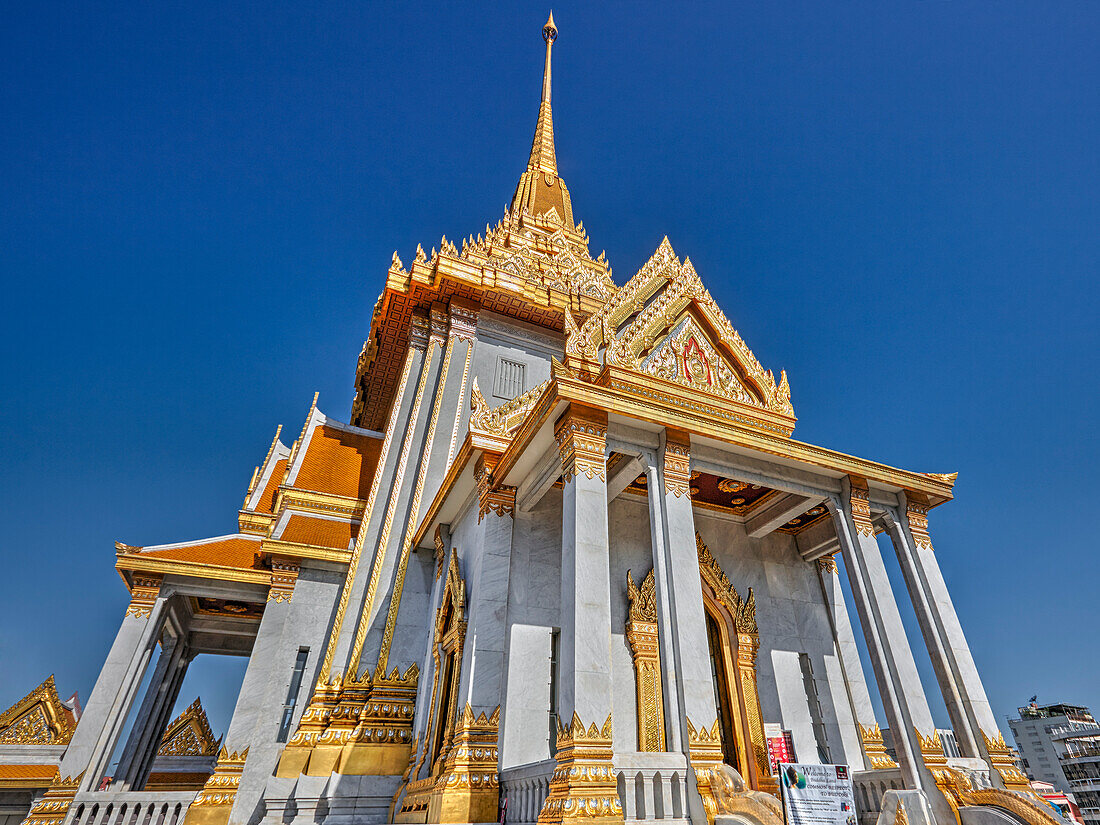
[500,490,562,768]
[470,312,559,403]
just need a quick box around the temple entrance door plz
[703,597,751,778]
[705,608,741,771]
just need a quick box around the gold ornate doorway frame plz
[696,533,778,795]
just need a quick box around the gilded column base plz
[686,719,724,825]
[19,772,82,825]
[180,747,248,825]
[274,678,342,778]
[275,666,418,778]
[859,723,900,770]
[308,676,370,777]
[334,666,418,776]
[396,706,500,824]
[537,714,622,825]
[981,730,1036,796]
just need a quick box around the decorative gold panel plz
[158,698,217,756]
[626,568,665,752]
[0,676,75,746]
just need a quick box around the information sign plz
[779,763,856,825]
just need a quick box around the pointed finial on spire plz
[510,13,574,224]
[525,13,558,177]
[542,12,557,104]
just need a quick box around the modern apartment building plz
[1009,702,1100,825]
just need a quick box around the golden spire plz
[511,12,574,225]
[528,12,557,175]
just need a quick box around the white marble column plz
[553,405,613,727]
[58,579,168,791]
[116,629,191,790]
[885,493,1013,782]
[651,431,720,742]
[828,479,956,825]
[815,557,875,771]
[225,592,294,825]
[651,431,721,825]
[461,465,515,716]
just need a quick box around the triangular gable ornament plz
[0,675,76,745]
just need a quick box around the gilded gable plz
[579,238,795,432]
[158,698,218,757]
[0,676,76,745]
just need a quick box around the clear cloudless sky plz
[1,1,1097,742]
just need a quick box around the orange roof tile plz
[0,764,57,782]
[293,425,381,500]
[254,458,287,513]
[278,515,358,550]
[140,536,260,570]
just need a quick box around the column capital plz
[408,312,431,351]
[269,557,300,603]
[816,554,839,575]
[475,452,516,522]
[661,429,691,498]
[447,298,479,343]
[847,476,875,538]
[126,574,162,619]
[553,405,607,482]
[902,492,934,551]
[428,303,449,349]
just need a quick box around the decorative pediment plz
[158,698,218,757]
[642,314,763,406]
[581,238,794,425]
[0,676,76,745]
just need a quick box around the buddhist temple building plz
[13,15,1065,825]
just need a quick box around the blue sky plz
[1,1,1097,745]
